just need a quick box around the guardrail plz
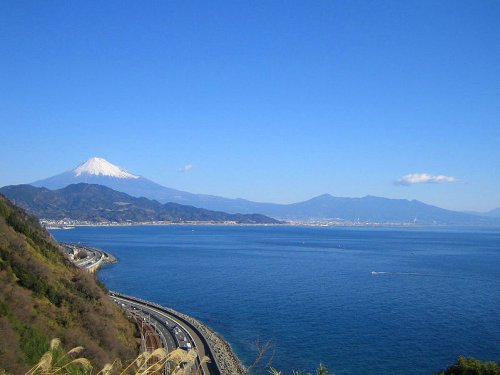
[110,291,221,375]
[114,295,208,375]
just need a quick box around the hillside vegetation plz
[435,357,500,375]
[0,184,281,224]
[0,194,138,374]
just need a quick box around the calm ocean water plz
[51,225,500,374]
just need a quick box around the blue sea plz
[50,225,500,374]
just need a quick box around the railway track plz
[110,292,218,375]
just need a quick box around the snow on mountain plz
[30,157,194,203]
[27,158,500,224]
[73,157,139,179]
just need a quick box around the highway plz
[63,243,113,272]
[109,292,221,375]
[62,244,237,374]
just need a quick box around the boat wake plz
[370,271,494,283]
[371,271,430,276]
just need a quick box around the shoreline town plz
[46,218,433,229]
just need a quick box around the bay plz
[51,225,500,374]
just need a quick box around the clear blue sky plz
[1,1,499,211]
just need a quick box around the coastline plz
[45,220,454,229]
[113,292,247,375]
[64,242,246,375]
[162,304,247,375]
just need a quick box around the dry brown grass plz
[24,339,210,375]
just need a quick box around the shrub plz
[435,356,500,375]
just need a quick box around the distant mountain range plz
[0,184,281,224]
[25,157,500,225]
[31,157,271,214]
[467,208,500,218]
[236,194,500,225]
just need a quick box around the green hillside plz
[0,184,282,224]
[0,194,138,374]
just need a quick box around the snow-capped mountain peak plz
[73,157,139,179]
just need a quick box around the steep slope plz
[0,184,281,224]
[0,195,137,374]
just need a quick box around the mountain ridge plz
[486,208,500,217]
[0,184,281,224]
[27,157,499,225]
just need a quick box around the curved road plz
[109,292,221,375]
[63,245,226,374]
[63,243,111,272]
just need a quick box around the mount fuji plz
[31,157,253,211]
[27,157,499,225]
